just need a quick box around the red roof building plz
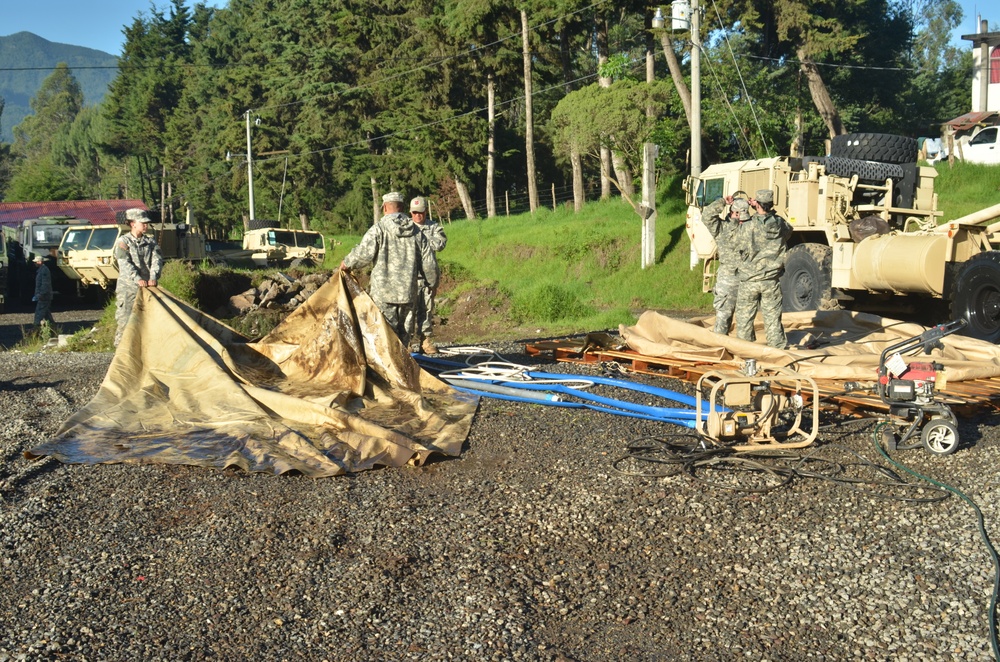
[0,200,148,228]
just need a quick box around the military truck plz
[684,133,1000,342]
[57,221,208,293]
[239,226,326,268]
[4,216,85,303]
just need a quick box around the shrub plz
[512,284,593,323]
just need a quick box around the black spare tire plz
[829,133,918,164]
[824,157,904,184]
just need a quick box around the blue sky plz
[3,0,225,55]
[1,0,994,56]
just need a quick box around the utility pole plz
[245,110,256,222]
[642,7,662,269]
[690,0,702,177]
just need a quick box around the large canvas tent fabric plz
[27,272,478,477]
[621,310,1000,382]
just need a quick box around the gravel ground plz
[0,299,106,349]
[1,342,999,660]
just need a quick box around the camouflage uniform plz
[114,214,164,346]
[343,208,437,347]
[33,261,55,327]
[414,217,447,346]
[733,192,792,349]
[702,197,746,336]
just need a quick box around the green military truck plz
[5,216,84,304]
[684,133,1000,342]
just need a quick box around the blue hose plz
[448,384,697,428]
[414,354,707,427]
[414,354,698,407]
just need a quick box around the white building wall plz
[970,49,1000,112]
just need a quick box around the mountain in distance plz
[0,32,119,143]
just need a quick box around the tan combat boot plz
[421,337,438,355]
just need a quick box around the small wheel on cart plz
[921,419,960,456]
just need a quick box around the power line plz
[744,53,920,73]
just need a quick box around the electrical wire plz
[708,0,772,158]
[614,434,950,504]
[872,421,1000,661]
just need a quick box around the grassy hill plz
[0,32,118,142]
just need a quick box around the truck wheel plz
[824,157,904,184]
[780,244,833,312]
[830,133,918,164]
[289,257,315,269]
[951,252,1000,342]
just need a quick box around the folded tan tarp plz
[27,272,478,477]
[621,310,1000,382]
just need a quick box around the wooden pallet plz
[525,339,1000,417]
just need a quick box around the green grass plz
[932,161,1000,221]
[330,181,713,336]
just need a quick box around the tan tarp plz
[621,310,1000,382]
[27,272,478,477]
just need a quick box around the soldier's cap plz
[382,191,405,204]
[410,196,428,213]
[755,189,774,204]
[730,199,750,213]
[125,208,152,223]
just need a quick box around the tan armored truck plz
[239,227,326,268]
[684,134,1000,342]
[58,221,208,290]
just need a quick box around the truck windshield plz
[90,227,121,250]
[267,230,296,246]
[296,232,324,249]
[61,229,93,251]
[34,226,68,247]
[696,178,725,207]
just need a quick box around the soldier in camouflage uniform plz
[409,196,447,354]
[341,192,437,348]
[733,189,792,349]
[114,208,164,346]
[33,254,56,328]
[702,196,752,336]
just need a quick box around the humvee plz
[58,222,208,291]
[240,227,326,268]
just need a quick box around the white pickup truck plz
[961,126,1000,165]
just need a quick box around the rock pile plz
[221,272,330,318]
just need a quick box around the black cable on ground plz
[872,421,1000,661]
[613,434,950,504]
